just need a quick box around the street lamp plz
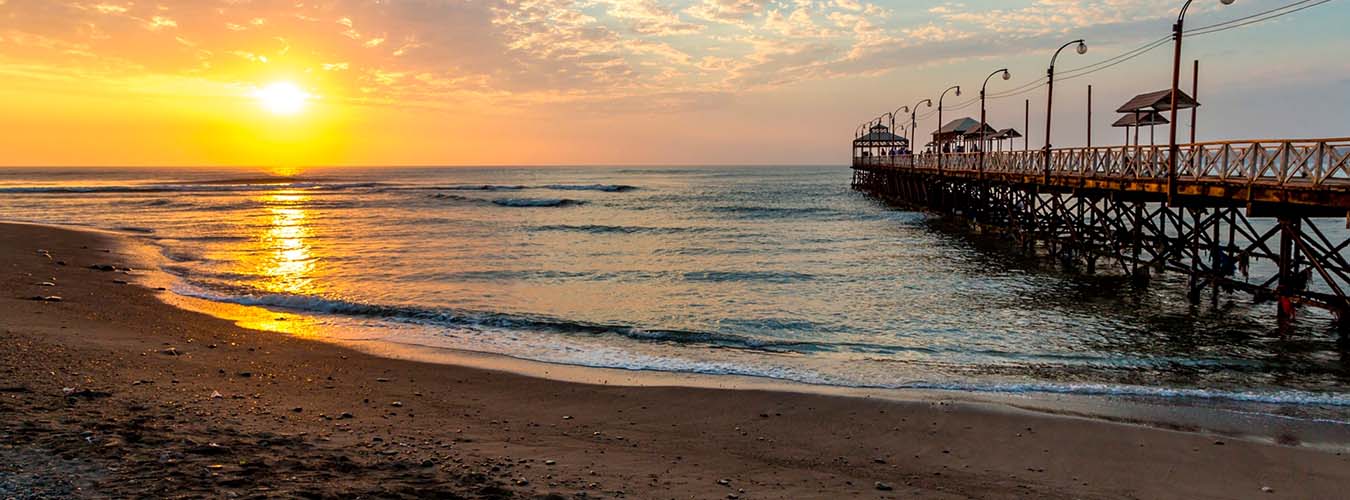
[888,106,910,137]
[855,120,875,162]
[1168,0,1235,202]
[889,106,910,163]
[874,114,889,158]
[980,68,1011,176]
[911,99,932,167]
[1044,39,1087,182]
[937,85,961,173]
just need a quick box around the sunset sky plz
[1,0,1346,166]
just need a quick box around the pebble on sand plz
[29,295,63,302]
[875,481,893,491]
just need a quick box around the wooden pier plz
[852,137,1350,331]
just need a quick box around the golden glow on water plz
[266,165,305,177]
[236,312,324,339]
[253,191,316,295]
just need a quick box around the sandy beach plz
[2,221,1348,499]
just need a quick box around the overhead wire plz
[871,0,1335,121]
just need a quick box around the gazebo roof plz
[994,128,1022,139]
[935,117,981,136]
[1116,89,1199,113]
[961,123,999,137]
[1112,111,1170,127]
[854,123,909,145]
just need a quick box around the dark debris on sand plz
[0,332,537,500]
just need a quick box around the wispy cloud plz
[0,0,1321,111]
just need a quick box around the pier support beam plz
[851,165,1350,332]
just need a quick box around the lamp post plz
[889,106,910,135]
[937,85,961,173]
[855,121,873,162]
[889,106,910,163]
[1168,0,1235,203]
[980,68,1011,177]
[1044,39,1087,183]
[911,99,932,168]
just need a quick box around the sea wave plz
[433,184,527,191]
[427,194,587,208]
[492,198,586,208]
[531,224,710,235]
[682,270,815,283]
[171,285,823,352]
[413,184,634,192]
[165,285,1350,408]
[542,184,636,192]
[705,205,847,220]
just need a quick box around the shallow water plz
[1,166,1348,408]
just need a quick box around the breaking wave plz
[491,198,586,208]
[170,285,1350,408]
[417,184,635,192]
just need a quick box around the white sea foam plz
[167,283,1350,408]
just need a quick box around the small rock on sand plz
[1262,486,1274,493]
[391,401,404,407]
[28,295,62,302]
[875,481,893,491]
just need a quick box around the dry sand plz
[2,222,1348,499]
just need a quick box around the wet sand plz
[2,222,1348,499]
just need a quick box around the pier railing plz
[855,138,1350,189]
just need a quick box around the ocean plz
[2,166,1348,410]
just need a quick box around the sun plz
[254,82,311,116]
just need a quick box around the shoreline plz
[4,221,1350,498]
[131,218,1350,446]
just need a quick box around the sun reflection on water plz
[255,191,316,295]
